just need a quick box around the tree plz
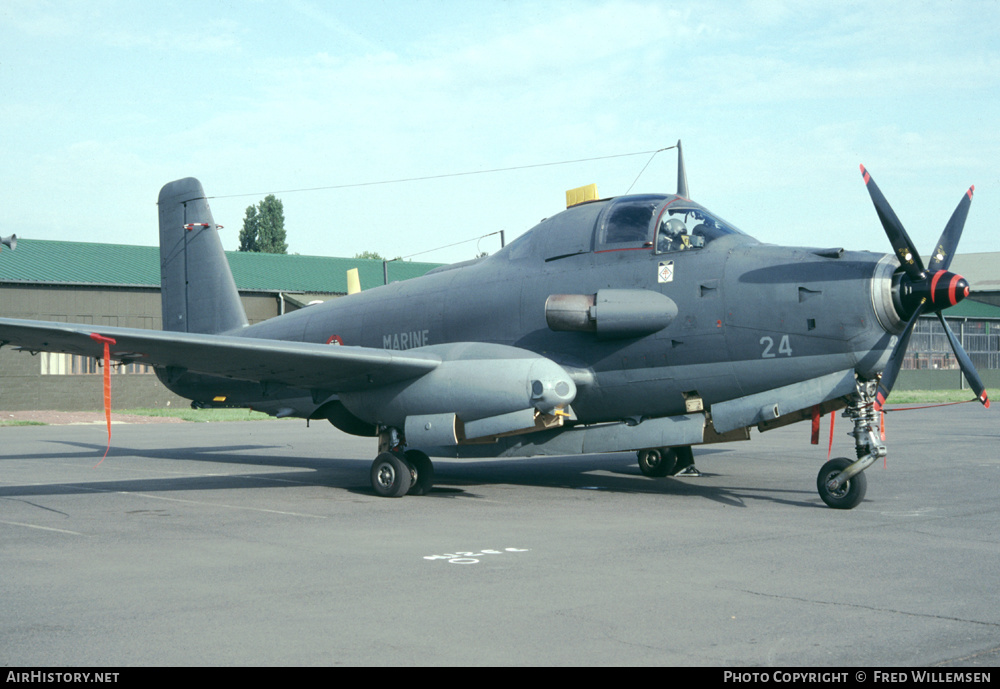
[239,195,287,253]
[238,205,259,252]
[354,251,407,261]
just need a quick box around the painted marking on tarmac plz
[0,519,85,536]
[424,547,530,564]
[111,491,329,518]
[36,482,329,519]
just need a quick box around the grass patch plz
[0,419,47,427]
[884,389,983,405]
[121,408,278,422]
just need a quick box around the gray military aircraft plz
[0,145,989,508]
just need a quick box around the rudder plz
[158,178,248,334]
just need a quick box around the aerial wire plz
[210,144,674,263]
[207,146,674,200]
[625,145,675,195]
[391,230,503,262]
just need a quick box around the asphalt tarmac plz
[2,404,998,667]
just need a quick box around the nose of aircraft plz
[860,164,988,409]
[898,269,971,315]
[929,271,970,309]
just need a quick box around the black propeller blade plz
[860,166,989,410]
[875,302,925,410]
[860,164,925,280]
[937,311,990,408]
[927,186,974,273]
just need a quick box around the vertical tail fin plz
[158,178,248,334]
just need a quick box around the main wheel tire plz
[404,450,434,496]
[667,446,694,476]
[817,457,867,509]
[371,451,414,498]
[638,448,676,477]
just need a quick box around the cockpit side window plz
[654,204,745,254]
[595,197,662,250]
[503,198,606,262]
[504,226,536,260]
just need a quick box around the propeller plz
[859,165,989,410]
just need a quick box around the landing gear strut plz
[370,427,436,497]
[816,380,884,509]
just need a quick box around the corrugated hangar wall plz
[0,239,442,412]
[0,284,297,411]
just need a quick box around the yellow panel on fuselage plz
[566,183,598,208]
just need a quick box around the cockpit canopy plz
[597,195,746,254]
[503,193,747,262]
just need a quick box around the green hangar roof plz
[0,239,441,294]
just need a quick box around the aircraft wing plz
[0,318,441,393]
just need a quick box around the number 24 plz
[760,335,792,358]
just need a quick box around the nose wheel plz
[816,457,868,509]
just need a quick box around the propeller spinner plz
[860,165,989,410]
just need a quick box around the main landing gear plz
[815,380,884,509]
[637,446,699,477]
[370,428,436,497]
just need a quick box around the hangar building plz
[0,239,438,411]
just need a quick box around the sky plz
[2,0,999,265]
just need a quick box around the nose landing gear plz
[816,380,884,509]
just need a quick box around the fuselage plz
[171,193,902,426]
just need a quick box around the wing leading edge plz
[0,318,442,393]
